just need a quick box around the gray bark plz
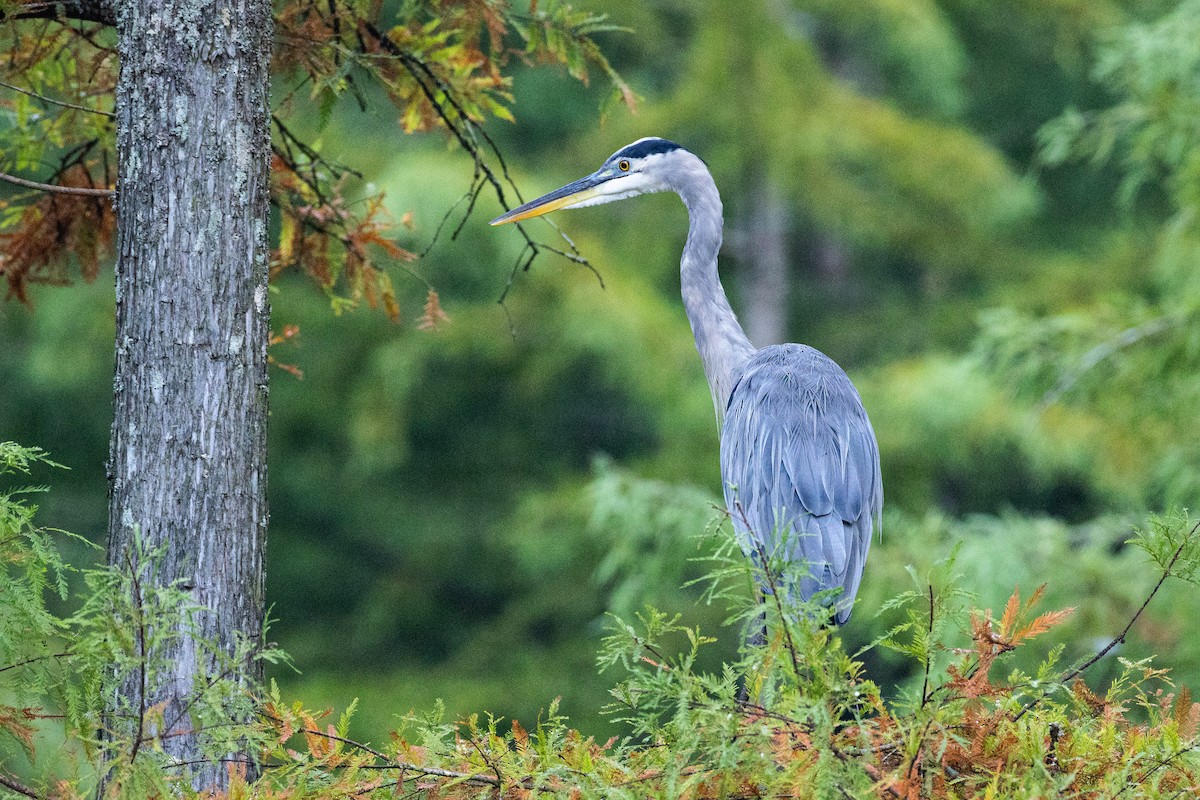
[106,0,271,789]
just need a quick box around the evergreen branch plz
[297,725,389,761]
[1040,313,1178,407]
[0,78,113,117]
[277,723,506,787]
[920,584,933,708]
[163,756,256,770]
[1013,518,1200,722]
[332,761,506,785]
[732,501,803,685]
[156,664,237,747]
[465,733,505,789]
[0,170,113,197]
[1110,739,1200,798]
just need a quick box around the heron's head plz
[490,137,692,225]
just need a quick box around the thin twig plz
[124,550,147,766]
[735,502,804,686]
[0,77,113,116]
[1013,519,1200,722]
[920,585,934,708]
[156,664,236,746]
[0,650,71,674]
[466,734,505,791]
[0,170,113,196]
[418,180,477,258]
[1110,739,1200,799]
[358,20,601,301]
[498,244,537,306]
[1041,315,1178,408]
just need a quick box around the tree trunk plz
[740,175,790,347]
[807,229,853,291]
[106,0,271,788]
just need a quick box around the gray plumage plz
[721,345,881,623]
[492,137,883,624]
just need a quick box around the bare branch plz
[357,21,599,291]
[0,78,114,117]
[1040,314,1178,407]
[0,771,39,799]
[0,650,71,674]
[0,170,114,197]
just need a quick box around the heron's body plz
[722,344,879,623]
[492,138,882,624]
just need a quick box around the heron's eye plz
[618,160,631,172]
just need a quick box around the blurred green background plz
[5,0,1200,742]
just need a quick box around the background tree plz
[104,0,273,788]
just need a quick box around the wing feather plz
[720,344,882,624]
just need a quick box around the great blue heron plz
[491,138,882,627]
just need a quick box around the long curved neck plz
[674,159,756,423]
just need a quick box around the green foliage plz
[1129,511,1200,586]
[5,443,1200,797]
[0,443,72,764]
[799,0,967,118]
[0,441,290,798]
[588,456,720,618]
[976,0,1200,511]
[14,490,1200,797]
[641,0,1035,278]
[1040,0,1200,212]
[870,544,975,694]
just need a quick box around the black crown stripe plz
[608,138,682,163]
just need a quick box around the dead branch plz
[0,170,113,197]
[0,78,113,117]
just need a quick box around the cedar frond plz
[1014,608,1075,644]
[1000,586,1021,637]
[418,289,450,331]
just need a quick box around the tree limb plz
[1040,314,1178,407]
[0,170,114,197]
[0,78,113,117]
[0,0,115,26]
[0,772,39,799]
